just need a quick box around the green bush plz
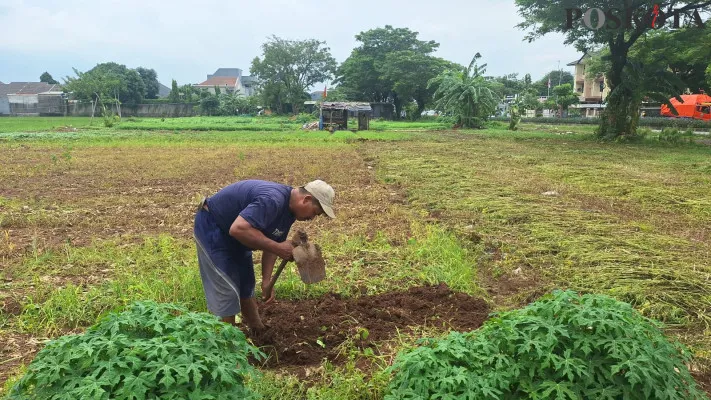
[656,128,696,144]
[489,116,711,130]
[293,113,315,123]
[8,301,264,400]
[386,290,707,400]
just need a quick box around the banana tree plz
[428,53,499,128]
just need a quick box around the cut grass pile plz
[370,129,711,356]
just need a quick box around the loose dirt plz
[247,284,489,368]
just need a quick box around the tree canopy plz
[428,53,499,128]
[136,67,160,99]
[63,62,146,106]
[40,72,58,84]
[250,36,337,114]
[515,0,711,138]
[336,25,445,118]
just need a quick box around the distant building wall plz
[370,103,394,119]
[8,94,40,115]
[68,103,198,117]
[38,94,67,115]
[0,96,9,114]
[7,93,66,116]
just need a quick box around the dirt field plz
[2,122,710,396]
[250,284,489,370]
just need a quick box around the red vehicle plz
[660,94,711,121]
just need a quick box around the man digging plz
[193,179,335,331]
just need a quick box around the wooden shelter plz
[320,102,372,130]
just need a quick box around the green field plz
[1,116,710,397]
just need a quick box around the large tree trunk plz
[596,39,641,139]
[392,92,403,120]
[414,96,426,120]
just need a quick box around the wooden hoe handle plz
[262,258,289,301]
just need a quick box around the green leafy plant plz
[386,290,708,400]
[8,301,264,399]
[101,105,120,128]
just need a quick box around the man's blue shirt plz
[206,180,295,251]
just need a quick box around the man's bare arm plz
[229,216,293,260]
[261,251,278,284]
[261,251,278,303]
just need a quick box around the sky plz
[0,0,582,89]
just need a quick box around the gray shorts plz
[194,208,255,317]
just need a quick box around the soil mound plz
[248,284,489,368]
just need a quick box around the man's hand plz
[274,241,294,261]
[261,280,276,304]
[230,216,294,261]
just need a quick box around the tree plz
[63,67,122,118]
[250,36,336,114]
[169,79,180,103]
[495,73,525,97]
[428,53,499,128]
[535,70,574,97]
[136,67,160,99]
[336,25,440,118]
[551,83,580,116]
[381,51,459,118]
[515,0,711,138]
[200,95,220,115]
[40,72,58,84]
[628,26,711,94]
[255,80,287,113]
[64,63,145,106]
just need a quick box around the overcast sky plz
[0,0,581,88]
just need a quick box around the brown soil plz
[693,370,711,396]
[247,284,489,368]
[0,333,44,388]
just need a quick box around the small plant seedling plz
[357,327,370,341]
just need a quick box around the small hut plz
[320,102,372,131]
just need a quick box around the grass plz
[6,221,480,337]
[1,115,710,397]
[370,127,711,351]
[0,117,96,132]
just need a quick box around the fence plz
[67,102,198,118]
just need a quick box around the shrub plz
[293,113,315,123]
[8,301,264,399]
[488,116,711,130]
[656,128,695,144]
[386,290,707,400]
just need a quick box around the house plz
[0,82,65,115]
[193,68,256,97]
[567,53,611,118]
[0,82,26,114]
